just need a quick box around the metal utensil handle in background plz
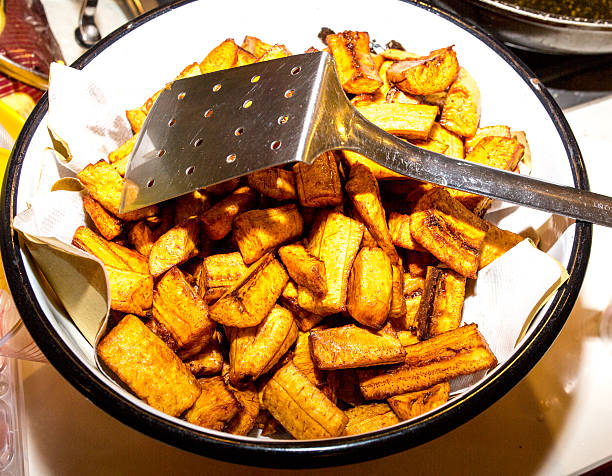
[346,114,612,227]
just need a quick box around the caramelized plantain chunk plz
[82,195,122,240]
[209,253,289,327]
[387,382,450,420]
[410,188,488,279]
[396,330,420,347]
[200,186,257,240]
[416,266,466,340]
[257,44,292,62]
[464,125,511,154]
[281,282,325,331]
[107,266,153,317]
[389,260,407,320]
[298,211,364,316]
[108,134,137,164]
[387,46,459,95]
[347,247,393,329]
[262,362,348,439]
[356,103,438,140]
[152,267,215,358]
[358,324,497,399]
[341,150,406,180]
[184,376,240,431]
[293,331,326,388]
[385,86,421,105]
[145,316,179,352]
[294,152,343,208]
[226,383,260,435]
[97,314,200,417]
[174,190,212,225]
[185,332,224,377]
[465,136,524,171]
[202,252,249,289]
[227,305,298,387]
[310,323,405,370]
[346,164,399,264]
[199,38,239,74]
[234,204,304,264]
[128,221,155,257]
[279,242,326,297]
[429,123,464,159]
[327,369,364,407]
[388,211,426,251]
[126,108,146,134]
[247,167,296,201]
[404,250,437,278]
[77,160,158,221]
[343,403,400,436]
[479,223,524,269]
[380,49,418,61]
[241,35,272,58]
[391,275,424,332]
[235,46,257,67]
[326,31,383,94]
[440,67,481,138]
[149,218,199,277]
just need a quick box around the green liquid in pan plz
[505,0,612,20]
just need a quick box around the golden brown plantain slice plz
[200,186,258,240]
[309,323,405,370]
[388,211,426,251]
[440,67,481,138]
[346,164,399,264]
[464,125,511,154]
[416,266,466,340]
[356,103,438,140]
[294,151,343,208]
[184,376,240,431]
[409,139,448,155]
[257,44,292,62]
[380,49,419,61]
[227,304,298,387]
[410,188,488,279]
[108,134,137,164]
[185,332,224,377]
[241,35,272,58]
[128,221,155,257]
[97,314,200,417]
[389,260,407,320]
[386,46,459,96]
[390,274,424,332]
[429,123,464,159]
[77,160,158,221]
[199,38,239,74]
[385,86,422,105]
[358,323,497,399]
[107,266,153,317]
[202,252,249,288]
[262,362,348,439]
[235,46,257,67]
[209,253,289,327]
[327,369,364,407]
[347,247,393,329]
[226,383,260,436]
[126,108,146,134]
[152,267,215,359]
[247,167,296,201]
[278,242,326,297]
[82,195,122,240]
[174,190,212,225]
[343,403,400,436]
[479,223,524,269]
[293,331,326,389]
[396,330,420,347]
[281,282,325,332]
[149,218,199,277]
[326,31,383,94]
[145,315,179,352]
[341,150,403,179]
[233,204,304,264]
[387,382,450,420]
[298,211,364,316]
[465,136,524,171]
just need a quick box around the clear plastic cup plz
[0,290,46,362]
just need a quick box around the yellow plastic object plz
[0,98,26,140]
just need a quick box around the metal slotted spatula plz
[120,51,612,227]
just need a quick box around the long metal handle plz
[346,114,612,227]
[75,0,100,48]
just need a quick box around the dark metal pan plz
[435,0,612,54]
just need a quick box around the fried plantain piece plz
[241,35,272,58]
[387,46,459,96]
[389,260,407,320]
[262,362,348,439]
[396,330,420,347]
[410,188,488,279]
[358,324,497,399]
[391,274,424,332]
[226,383,260,435]
[281,282,324,332]
[126,108,146,134]
[98,314,200,417]
[247,167,296,201]
[293,331,326,388]
[257,44,292,62]
[227,305,298,387]
[341,150,403,180]
[107,266,153,316]
[464,125,511,154]
[128,221,155,257]
[479,223,524,269]
[278,242,326,297]
[185,332,224,377]
[465,136,524,171]
[108,134,137,164]
[327,369,364,407]
[149,218,199,277]
[174,190,212,225]
[77,160,158,221]
[416,267,466,340]
[202,252,249,288]
[385,86,422,105]
[294,151,343,208]
[152,267,215,359]
[404,250,437,278]
[346,164,399,264]
[209,253,289,327]
[440,67,481,138]
[298,211,364,316]
[356,103,438,140]
[380,49,418,61]
[200,186,258,240]
[387,382,450,420]
[429,123,464,159]
[257,410,284,437]
[343,403,400,436]
[310,323,405,370]
[145,315,179,352]
[347,247,393,329]
[82,195,122,240]
[184,376,240,431]
[73,226,149,273]
[203,286,229,305]
[199,38,239,74]
[388,211,426,251]
[512,130,532,171]
[326,31,383,94]
[234,204,304,264]
[235,46,257,67]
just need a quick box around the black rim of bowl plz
[0,0,592,468]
